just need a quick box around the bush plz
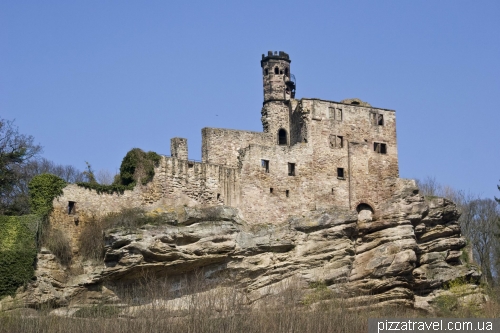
[302,281,334,306]
[28,174,66,218]
[41,227,72,266]
[102,208,163,229]
[78,218,105,262]
[73,305,122,318]
[0,215,39,298]
[119,148,161,186]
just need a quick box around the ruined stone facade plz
[51,51,400,240]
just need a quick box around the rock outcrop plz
[0,180,483,314]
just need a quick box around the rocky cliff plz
[0,180,484,314]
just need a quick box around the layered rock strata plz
[0,180,482,313]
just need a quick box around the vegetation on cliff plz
[0,215,39,298]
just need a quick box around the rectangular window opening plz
[336,108,343,121]
[217,193,220,200]
[288,163,295,176]
[374,142,387,154]
[329,135,344,149]
[286,190,289,197]
[371,113,384,126]
[337,168,345,179]
[68,201,76,215]
[261,159,269,173]
[377,114,384,126]
[270,188,273,193]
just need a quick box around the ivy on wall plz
[0,215,40,298]
[77,148,161,195]
[28,173,67,218]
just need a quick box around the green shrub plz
[0,215,40,298]
[119,148,161,186]
[76,148,161,195]
[302,281,333,305]
[28,174,66,218]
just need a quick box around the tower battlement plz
[261,51,291,64]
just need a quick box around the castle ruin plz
[51,51,400,241]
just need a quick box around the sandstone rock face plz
[0,180,482,313]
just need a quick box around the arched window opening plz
[356,203,374,222]
[274,67,279,74]
[265,68,269,75]
[280,70,283,74]
[285,67,289,76]
[278,129,287,145]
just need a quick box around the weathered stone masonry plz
[51,51,401,242]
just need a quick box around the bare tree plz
[465,199,499,284]
[417,176,500,285]
[0,118,42,214]
[96,169,114,185]
[415,176,441,197]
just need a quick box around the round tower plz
[260,51,296,143]
[261,51,295,102]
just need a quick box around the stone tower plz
[260,51,295,145]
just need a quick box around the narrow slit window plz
[270,188,273,193]
[288,163,295,176]
[374,142,387,154]
[286,190,289,197]
[261,159,270,173]
[337,168,345,179]
[217,193,220,200]
[68,201,76,215]
[265,68,269,75]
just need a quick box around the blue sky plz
[1,1,499,199]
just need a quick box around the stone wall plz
[50,155,239,250]
[201,127,268,167]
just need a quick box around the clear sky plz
[1,1,499,199]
